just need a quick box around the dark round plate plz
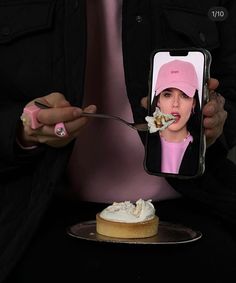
[67,220,202,245]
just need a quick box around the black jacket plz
[145,132,201,177]
[0,0,236,281]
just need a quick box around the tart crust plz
[96,213,159,238]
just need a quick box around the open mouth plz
[171,113,180,122]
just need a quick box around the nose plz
[172,94,180,107]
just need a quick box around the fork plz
[34,101,148,132]
[80,112,148,131]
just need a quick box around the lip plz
[171,112,180,123]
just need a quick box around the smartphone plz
[144,48,212,179]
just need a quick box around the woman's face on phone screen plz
[157,88,195,133]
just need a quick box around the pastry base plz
[96,213,159,239]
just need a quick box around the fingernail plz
[20,114,31,126]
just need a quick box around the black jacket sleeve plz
[167,139,236,226]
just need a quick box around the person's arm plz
[166,141,236,226]
[0,92,96,179]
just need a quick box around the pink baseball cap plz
[155,59,198,97]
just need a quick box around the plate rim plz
[67,220,202,245]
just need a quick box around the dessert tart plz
[96,199,159,239]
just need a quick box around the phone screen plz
[144,49,211,179]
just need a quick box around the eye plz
[161,91,172,97]
[180,92,190,99]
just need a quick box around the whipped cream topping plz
[145,107,176,133]
[99,199,156,223]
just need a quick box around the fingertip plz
[84,104,97,113]
[203,104,215,117]
[141,97,148,109]
[208,78,219,89]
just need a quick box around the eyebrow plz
[162,88,175,92]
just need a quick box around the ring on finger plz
[54,122,68,138]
